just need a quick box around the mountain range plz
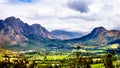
[50,30,86,40]
[0,17,120,50]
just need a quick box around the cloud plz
[0,0,120,32]
[67,0,91,13]
[58,13,103,21]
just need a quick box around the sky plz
[0,0,120,32]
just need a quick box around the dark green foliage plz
[104,54,114,68]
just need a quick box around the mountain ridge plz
[50,30,85,40]
[67,27,120,46]
[0,16,52,46]
[0,17,120,50]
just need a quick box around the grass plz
[0,48,15,58]
[28,55,68,60]
[106,44,119,49]
[91,63,104,68]
[46,55,68,60]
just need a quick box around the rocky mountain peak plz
[0,17,53,45]
[4,16,24,27]
[31,24,41,27]
[92,27,107,33]
[89,26,107,37]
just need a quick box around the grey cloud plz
[29,13,102,22]
[59,14,102,21]
[29,14,99,21]
[59,16,95,21]
[67,0,91,13]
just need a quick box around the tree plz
[104,54,114,68]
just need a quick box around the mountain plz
[0,16,52,46]
[67,27,120,46]
[50,30,85,40]
[0,16,120,51]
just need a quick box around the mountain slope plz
[0,17,52,46]
[51,30,85,40]
[67,27,120,46]
[108,39,120,44]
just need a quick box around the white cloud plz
[0,0,120,32]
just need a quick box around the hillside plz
[67,27,120,46]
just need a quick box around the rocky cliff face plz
[0,17,52,45]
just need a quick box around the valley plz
[0,43,120,68]
[0,17,120,68]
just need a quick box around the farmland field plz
[0,45,120,68]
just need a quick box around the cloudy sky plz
[0,0,120,32]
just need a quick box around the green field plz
[91,63,104,68]
[0,44,120,68]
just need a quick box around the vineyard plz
[0,46,120,68]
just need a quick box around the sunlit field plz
[0,45,120,68]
